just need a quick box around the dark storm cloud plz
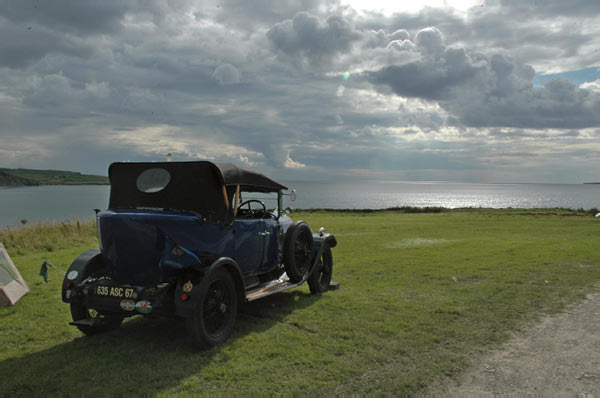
[267,12,362,68]
[0,0,128,35]
[0,18,94,68]
[364,28,600,129]
[462,7,595,66]
[294,144,475,172]
[0,1,193,69]
[214,0,335,30]
[356,3,600,71]
[366,29,487,100]
[455,77,600,129]
[0,0,185,35]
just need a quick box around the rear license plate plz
[96,285,135,298]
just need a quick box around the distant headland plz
[0,168,108,186]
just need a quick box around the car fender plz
[312,233,337,258]
[61,249,105,303]
[174,257,245,318]
[313,233,337,249]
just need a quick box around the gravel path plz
[432,289,600,397]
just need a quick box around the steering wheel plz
[237,199,266,219]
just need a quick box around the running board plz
[245,279,302,302]
[245,278,342,302]
[245,240,335,302]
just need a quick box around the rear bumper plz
[65,279,175,317]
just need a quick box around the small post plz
[94,209,101,244]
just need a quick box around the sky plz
[0,0,599,183]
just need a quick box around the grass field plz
[1,209,599,395]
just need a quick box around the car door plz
[232,219,265,275]
[259,217,279,273]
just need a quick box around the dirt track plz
[431,288,600,396]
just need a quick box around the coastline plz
[0,167,108,187]
[0,182,109,187]
[1,182,599,230]
[2,206,598,230]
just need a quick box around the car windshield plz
[235,191,279,216]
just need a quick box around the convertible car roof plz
[214,162,288,192]
[107,161,287,217]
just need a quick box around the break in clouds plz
[0,0,599,182]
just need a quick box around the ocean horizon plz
[1,181,598,229]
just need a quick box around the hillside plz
[0,171,38,186]
[0,168,108,186]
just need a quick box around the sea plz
[0,182,598,229]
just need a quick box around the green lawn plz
[1,210,599,395]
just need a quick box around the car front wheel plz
[186,269,238,349]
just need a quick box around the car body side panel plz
[232,219,264,275]
[99,210,234,286]
[260,218,280,272]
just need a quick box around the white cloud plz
[284,153,306,168]
[581,80,600,92]
[105,125,264,163]
[342,0,479,15]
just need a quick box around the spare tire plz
[283,221,314,283]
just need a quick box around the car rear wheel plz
[186,269,238,349]
[283,221,314,283]
[70,300,123,335]
[307,245,333,294]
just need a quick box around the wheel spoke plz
[202,279,233,336]
[214,286,224,301]
[204,298,218,313]
[205,311,226,334]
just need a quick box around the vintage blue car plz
[61,161,337,348]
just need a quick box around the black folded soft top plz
[107,161,287,219]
